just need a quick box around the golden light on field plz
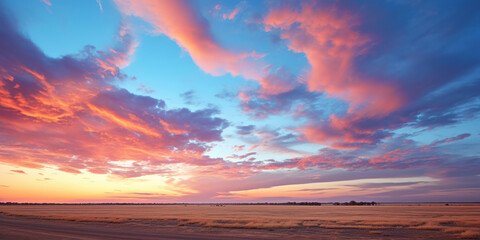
[1,204,479,238]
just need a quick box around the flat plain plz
[1,203,479,239]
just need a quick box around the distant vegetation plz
[333,200,377,206]
[286,202,322,205]
[1,201,379,206]
[0,202,323,206]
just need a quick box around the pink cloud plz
[249,50,266,60]
[10,170,26,174]
[263,2,406,147]
[299,114,392,149]
[113,0,319,120]
[114,0,297,101]
[95,21,138,76]
[114,0,259,80]
[232,145,245,152]
[265,5,383,106]
[223,7,240,20]
[41,0,51,6]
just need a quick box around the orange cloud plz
[0,12,228,178]
[87,103,162,137]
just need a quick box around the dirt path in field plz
[0,213,458,240]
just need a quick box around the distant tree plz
[333,201,377,206]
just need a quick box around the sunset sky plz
[1,0,479,203]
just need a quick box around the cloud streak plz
[114,0,260,80]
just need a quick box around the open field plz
[1,204,479,239]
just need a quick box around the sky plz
[0,0,479,203]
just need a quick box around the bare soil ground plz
[1,204,479,239]
[0,213,466,239]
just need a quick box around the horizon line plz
[2,201,479,205]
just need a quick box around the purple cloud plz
[0,8,229,178]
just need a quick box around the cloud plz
[260,1,480,149]
[261,2,403,148]
[215,88,236,101]
[260,133,479,173]
[232,145,245,152]
[249,50,266,60]
[114,0,260,80]
[180,90,195,105]
[240,85,325,119]
[2,1,479,202]
[223,7,240,20]
[295,187,338,192]
[96,0,103,12]
[429,133,471,147]
[114,0,302,109]
[0,9,228,177]
[178,131,479,201]
[137,83,155,94]
[264,1,404,118]
[10,170,26,174]
[226,152,256,160]
[40,0,51,6]
[239,127,305,155]
[256,66,299,97]
[346,181,428,189]
[236,125,255,135]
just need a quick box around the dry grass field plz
[1,204,479,239]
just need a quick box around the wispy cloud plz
[96,0,103,12]
[223,7,240,20]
